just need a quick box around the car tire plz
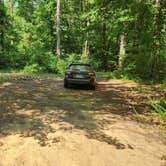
[91,85,96,90]
[64,81,69,88]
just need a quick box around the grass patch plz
[96,72,113,78]
[129,85,149,93]
[0,69,19,73]
[97,70,139,83]
[0,75,11,83]
[35,73,63,78]
[151,99,166,122]
[160,79,166,89]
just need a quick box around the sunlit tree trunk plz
[9,0,14,16]
[82,0,90,57]
[83,40,89,56]
[82,17,90,56]
[119,32,126,69]
[56,0,60,57]
[9,0,14,45]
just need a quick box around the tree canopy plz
[0,0,165,81]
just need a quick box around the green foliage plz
[22,64,43,74]
[45,54,58,73]
[57,54,83,74]
[97,70,125,79]
[56,59,67,74]
[0,75,10,83]
[151,100,166,122]
[111,70,125,79]
[0,0,165,82]
[161,79,166,88]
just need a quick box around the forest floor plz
[0,73,166,166]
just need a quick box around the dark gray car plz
[64,63,96,89]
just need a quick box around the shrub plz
[161,78,166,88]
[111,70,124,79]
[151,99,166,122]
[44,53,58,73]
[56,59,68,74]
[22,64,44,74]
[56,54,83,74]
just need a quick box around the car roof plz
[69,62,91,66]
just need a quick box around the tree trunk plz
[56,0,60,57]
[102,21,108,71]
[83,40,89,56]
[10,0,14,45]
[133,0,144,49]
[82,16,90,56]
[151,0,163,80]
[82,0,90,57]
[119,32,126,69]
[0,0,5,52]
[9,0,14,16]
[134,14,141,50]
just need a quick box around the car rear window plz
[69,65,92,71]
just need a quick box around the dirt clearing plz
[0,74,166,166]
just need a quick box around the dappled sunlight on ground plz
[0,74,166,166]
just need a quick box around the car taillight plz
[88,72,95,76]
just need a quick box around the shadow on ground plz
[0,75,165,148]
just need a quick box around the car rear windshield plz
[69,65,92,71]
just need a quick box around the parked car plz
[64,62,96,89]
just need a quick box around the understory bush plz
[151,99,166,122]
[22,64,44,74]
[56,54,87,74]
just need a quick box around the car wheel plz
[64,81,69,88]
[91,85,96,90]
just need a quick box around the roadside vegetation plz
[0,1,166,164]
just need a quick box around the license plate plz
[75,74,84,78]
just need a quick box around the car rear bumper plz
[65,78,96,85]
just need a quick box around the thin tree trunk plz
[83,40,89,56]
[102,21,108,71]
[134,15,140,49]
[133,0,143,49]
[99,1,108,71]
[82,0,90,57]
[10,0,14,45]
[119,32,126,69]
[151,0,163,80]
[56,0,60,57]
[82,16,90,56]
[0,0,5,52]
[9,0,14,16]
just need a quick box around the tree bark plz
[119,32,126,70]
[102,21,108,71]
[82,16,90,56]
[9,0,14,16]
[56,0,60,57]
[82,0,90,57]
[151,0,163,80]
[10,0,14,45]
[133,0,144,49]
[0,0,5,52]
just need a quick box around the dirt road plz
[0,75,166,166]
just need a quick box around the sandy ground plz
[0,74,166,166]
